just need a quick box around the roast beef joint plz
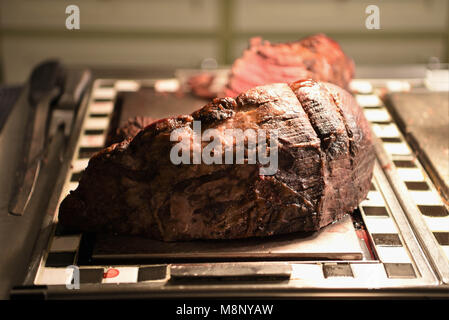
[224,33,355,97]
[59,79,375,241]
[189,34,355,100]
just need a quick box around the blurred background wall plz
[0,0,448,84]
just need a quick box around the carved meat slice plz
[224,34,355,97]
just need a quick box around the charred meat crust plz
[59,80,374,241]
[108,116,157,145]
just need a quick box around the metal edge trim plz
[373,134,449,284]
[22,73,93,285]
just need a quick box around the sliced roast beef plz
[58,79,374,241]
[223,34,355,97]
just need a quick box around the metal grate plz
[354,83,449,268]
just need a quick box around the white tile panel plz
[114,80,141,92]
[409,191,443,206]
[386,80,411,92]
[383,142,411,156]
[93,88,116,100]
[350,81,373,94]
[371,123,401,138]
[80,134,106,148]
[376,247,412,263]
[84,118,109,130]
[396,168,425,182]
[36,268,73,286]
[441,246,449,260]
[72,159,90,173]
[351,263,388,287]
[356,95,382,107]
[90,101,114,114]
[363,109,391,122]
[102,267,139,284]
[360,191,385,207]
[69,182,79,191]
[290,264,324,280]
[364,217,399,234]
[423,216,449,232]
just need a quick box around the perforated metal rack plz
[354,83,449,284]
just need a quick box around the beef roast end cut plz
[59,79,375,241]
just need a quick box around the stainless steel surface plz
[370,161,437,285]
[169,262,291,281]
[92,215,364,262]
[14,76,449,298]
[0,85,33,298]
[48,69,92,137]
[386,92,449,201]
[374,137,449,284]
[22,85,92,286]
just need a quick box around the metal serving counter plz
[1,64,448,299]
